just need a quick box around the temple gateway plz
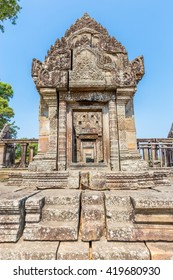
[30,12,146,173]
[0,14,173,260]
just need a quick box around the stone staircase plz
[81,191,105,241]
[105,190,173,241]
[105,192,134,241]
[23,190,81,241]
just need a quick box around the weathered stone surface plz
[0,215,20,223]
[0,240,59,260]
[135,214,173,223]
[0,188,38,242]
[24,189,80,241]
[89,171,106,190]
[105,171,170,190]
[80,172,90,189]
[105,192,134,223]
[57,241,89,260]
[43,189,81,205]
[81,191,105,241]
[42,205,79,221]
[146,242,173,260]
[82,221,104,241]
[24,221,78,241]
[92,240,150,260]
[107,222,173,241]
[25,192,45,224]
[131,194,173,209]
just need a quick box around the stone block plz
[25,213,41,223]
[44,189,81,206]
[57,241,89,260]
[107,222,173,241]
[24,221,78,241]
[131,195,173,210]
[81,221,104,241]
[146,242,173,260]
[0,240,59,260]
[82,205,104,221]
[0,215,20,223]
[81,191,105,241]
[80,172,89,189]
[92,240,150,260]
[89,171,106,190]
[82,191,104,205]
[42,205,79,222]
[135,214,173,223]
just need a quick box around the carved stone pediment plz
[32,13,144,90]
[69,48,106,88]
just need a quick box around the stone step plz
[92,239,150,260]
[81,221,104,241]
[106,206,133,222]
[81,191,105,241]
[82,191,104,205]
[106,221,173,241]
[44,189,81,206]
[0,214,20,224]
[23,221,79,241]
[42,205,79,222]
[82,205,104,221]
[105,193,132,207]
[0,239,59,260]
[57,241,89,260]
[106,221,134,241]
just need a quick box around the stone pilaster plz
[38,96,49,155]
[108,97,120,171]
[43,89,58,169]
[116,88,148,171]
[28,88,58,171]
[58,96,67,170]
[116,90,130,160]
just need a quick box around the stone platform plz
[0,177,173,260]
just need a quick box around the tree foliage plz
[0,0,21,32]
[0,82,19,137]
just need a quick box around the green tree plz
[0,81,19,137]
[0,0,21,32]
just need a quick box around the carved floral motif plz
[70,49,105,82]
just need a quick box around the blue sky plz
[0,0,173,138]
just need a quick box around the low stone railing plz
[137,138,173,167]
[1,138,173,169]
[0,139,38,168]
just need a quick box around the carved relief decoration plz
[73,111,102,136]
[32,13,144,89]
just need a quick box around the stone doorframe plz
[66,99,110,169]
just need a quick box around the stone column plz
[108,97,120,171]
[29,146,35,163]
[19,143,28,168]
[0,142,6,168]
[58,98,67,170]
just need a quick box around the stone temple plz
[0,14,173,260]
